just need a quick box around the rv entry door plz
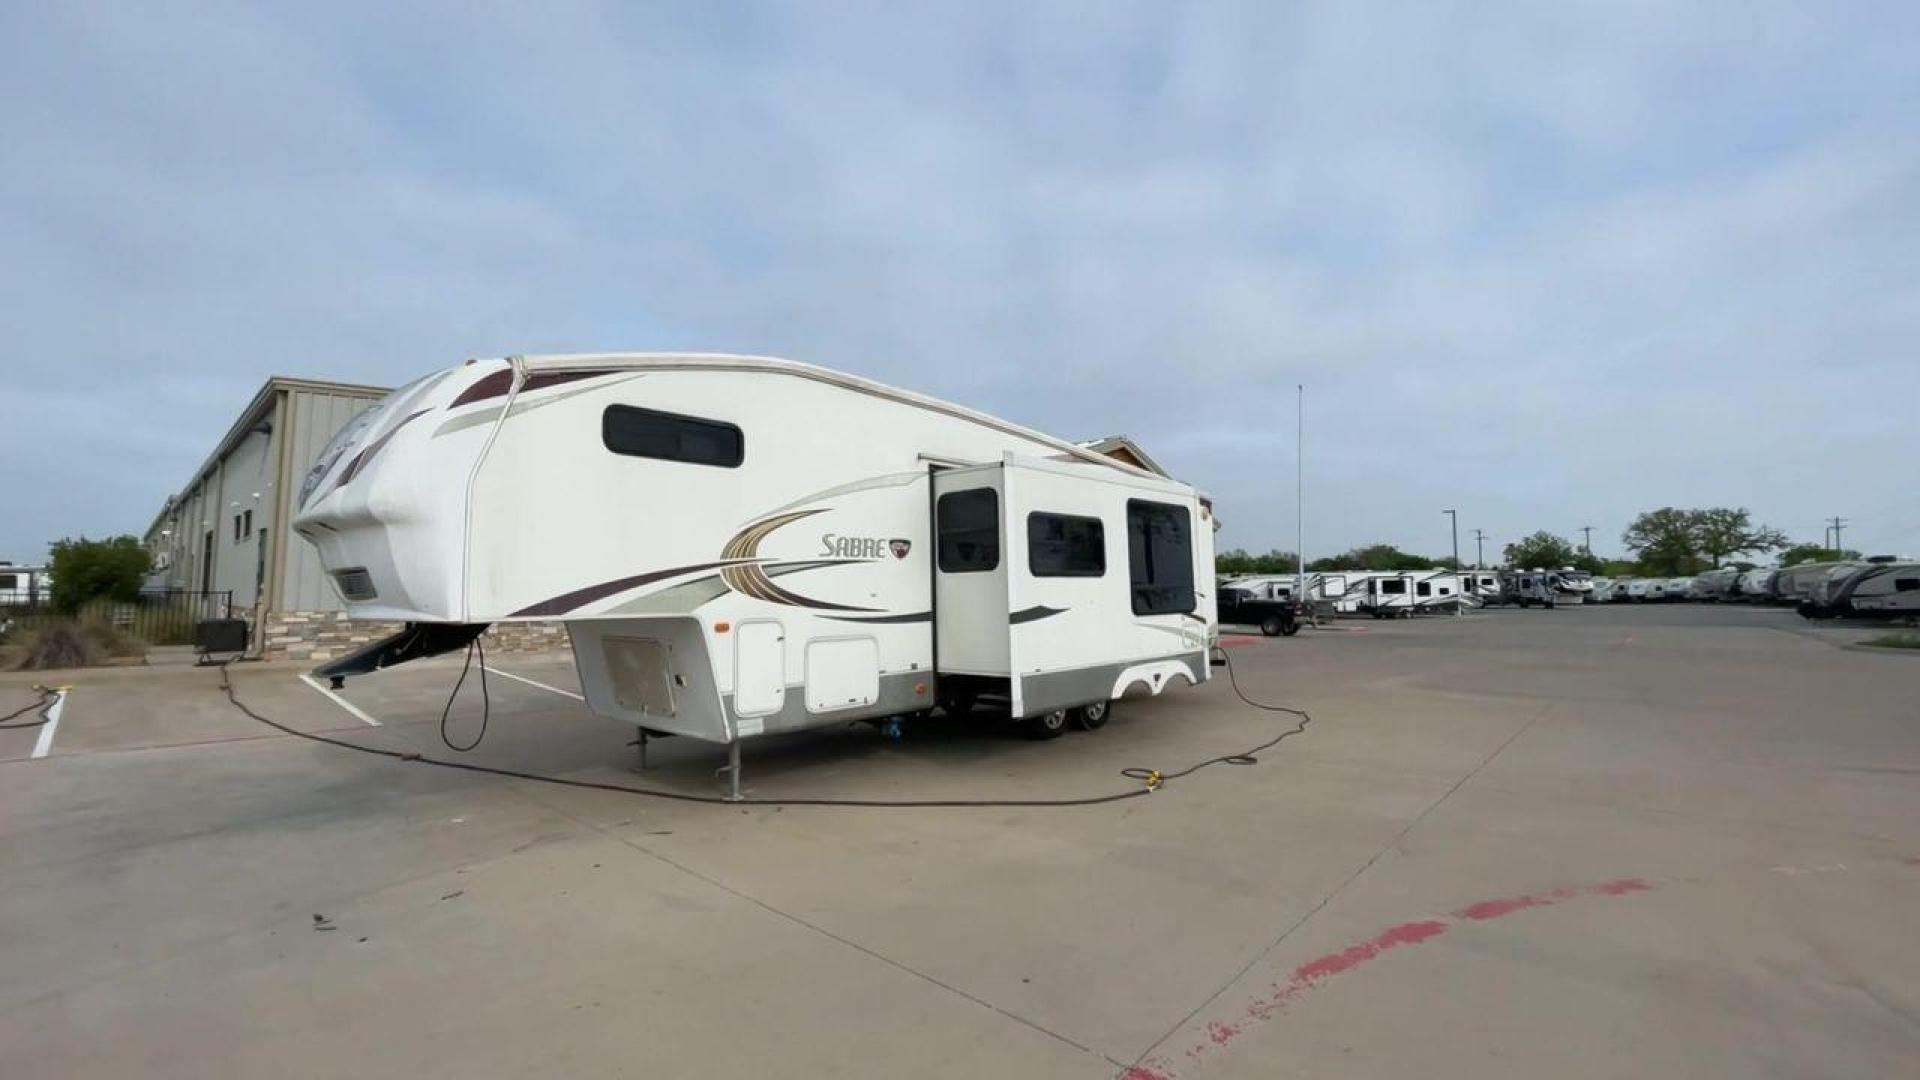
[932,465,1011,682]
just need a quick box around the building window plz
[937,488,999,573]
[233,514,243,542]
[243,510,253,539]
[602,404,743,468]
[1027,512,1105,577]
[1125,500,1194,615]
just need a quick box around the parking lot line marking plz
[482,664,586,701]
[31,689,67,759]
[298,673,383,726]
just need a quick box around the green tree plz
[47,536,151,615]
[1216,549,1299,575]
[1778,543,1860,567]
[1503,530,1580,570]
[1622,507,1787,573]
[1690,508,1786,568]
[1621,508,1704,575]
[1308,544,1439,572]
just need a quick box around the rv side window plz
[1417,582,1432,597]
[1126,500,1195,615]
[602,404,744,468]
[937,489,999,573]
[1027,512,1105,577]
[1381,579,1407,595]
[1897,578,1919,592]
[0,574,15,590]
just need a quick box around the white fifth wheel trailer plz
[292,354,1217,786]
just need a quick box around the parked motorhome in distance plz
[1624,578,1655,602]
[1558,568,1595,603]
[0,563,51,606]
[1735,567,1779,602]
[1459,570,1503,606]
[1665,577,1697,601]
[1811,560,1920,622]
[1590,578,1618,603]
[1501,568,1582,608]
[1690,568,1741,601]
[1773,561,1845,607]
[293,354,1218,789]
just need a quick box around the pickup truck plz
[1216,585,1302,636]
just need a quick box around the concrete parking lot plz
[3,604,1917,1079]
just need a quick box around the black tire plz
[1024,708,1068,740]
[1280,618,1300,637]
[1071,700,1110,731]
[1260,615,1286,637]
[941,688,977,717]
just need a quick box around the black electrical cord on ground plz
[0,686,59,729]
[438,639,490,752]
[217,644,1310,808]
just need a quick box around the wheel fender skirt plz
[311,622,490,683]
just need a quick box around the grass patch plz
[1864,632,1920,650]
[0,615,146,670]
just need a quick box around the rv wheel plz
[1260,615,1287,636]
[1025,708,1069,740]
[941,688,978,717]
[1071,701,1111,731]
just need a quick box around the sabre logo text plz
[820,534,912,560]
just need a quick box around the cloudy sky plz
[5,2,1917,565]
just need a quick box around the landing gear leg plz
[722,740,744,802]
[637,727,649,770]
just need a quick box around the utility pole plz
[1580,525,1594,553]
[1295,385,1305,602]
[1830,516,1847,552]
[1472,529,1486,569]
[1443,509,1458,567]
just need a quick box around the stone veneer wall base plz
[260,612,569,662]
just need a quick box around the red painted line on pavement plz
[1125,878,1656,1079]
[1216,635,1262,649]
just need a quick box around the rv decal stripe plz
[1010,605,1068,624]
[448,367,624,409]
[510,559,753,617]
[715,508,880,611]
[338,409,429,486]
[822,611,932,624]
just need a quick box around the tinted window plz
[1027,513,1105,577]
[1417,581,1432,596]
[1126,500,1194,615]
[938,489,999,573]
[1381,579,1407,595]
[1897,578,1919,592]
[0,574,15,589]
[602,405,743,468]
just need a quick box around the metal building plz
[144,377,390,645]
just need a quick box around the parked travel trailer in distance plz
[293,354,1218,788]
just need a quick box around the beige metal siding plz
[275,389,384,611]
[211,427,275,606]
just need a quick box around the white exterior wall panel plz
[276,389,382,612]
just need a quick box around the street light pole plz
[1295,384,1305,603]
[1473,529,1486,569]
[1580,525,1594,553]
[1443,509,1458,568]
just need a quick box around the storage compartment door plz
[734,620,786,717]
[806,637,880,713]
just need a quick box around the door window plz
[937,488,1000,572]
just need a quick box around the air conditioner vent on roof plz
[332,567,377,602]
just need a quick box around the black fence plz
[0,590,237,647]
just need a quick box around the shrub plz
[1865,632,1920,650]
[3,616,146,670]
[48,536,151,615]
